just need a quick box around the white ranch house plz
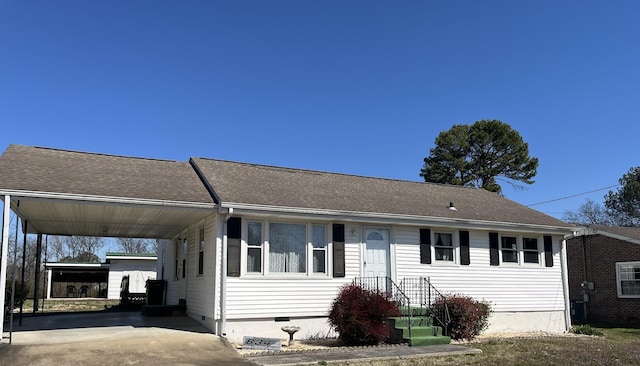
[0,145,575,343]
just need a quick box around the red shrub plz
[432,294,492,341]
[328,284,401,346]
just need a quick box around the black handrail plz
[353,276,412,341]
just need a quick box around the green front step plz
[389,315,450,347]
[408,335,452,346]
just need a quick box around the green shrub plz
[328,284,401,346]
[432,294,492,341]
[572,324,603,336]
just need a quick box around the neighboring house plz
[566,225,640,326]
[44,253,157,300]
[0,145,575,344]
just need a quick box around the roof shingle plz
[0,145,213,204]
[191,157,572,228]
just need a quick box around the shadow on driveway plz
[1,311,254,366]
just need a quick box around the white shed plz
[106,253,157,299]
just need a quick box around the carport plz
[44,262,110,298]
[0,145,217,343]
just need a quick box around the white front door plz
[364,228,390,278]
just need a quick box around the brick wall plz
[567,234,640,325]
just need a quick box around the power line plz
[527,184,619,207]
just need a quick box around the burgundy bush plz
[432,294,492,341]
[328,284,401,345]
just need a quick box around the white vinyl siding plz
[224,241,358,319]
[186,216,217,320]
[395,227,564,312]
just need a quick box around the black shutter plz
[460,230,470,265]
[544,235,553,267]
[420,229,431,264]
[489,232,499,266]
[332,224,345,277]
[227,217,241,277]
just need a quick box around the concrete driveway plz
[0,311,254,366]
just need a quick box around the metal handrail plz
[353,276,412,341]
[398,277,451,336]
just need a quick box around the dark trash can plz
[146,280,166,305]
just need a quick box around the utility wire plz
[527,184,619,207]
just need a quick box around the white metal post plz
[0,195,11,342]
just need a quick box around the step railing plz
[353,276,412,341]
[399,277,451,335]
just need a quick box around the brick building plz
[567,225,640,325]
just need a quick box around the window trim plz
[197,226,205,276]
[432,230,458,265]
[241,219,331,277]
[616,261,640,298]
[522,237,540,264]
[498,234,543,266]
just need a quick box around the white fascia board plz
[0,189,216,210]
[566,226,640,245]
[221,202,575,235]
[105,256,157,261]
[44,262,110,269]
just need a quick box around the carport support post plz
[0,195,11,342]
[19,220,27,325]
[33,233,43,313]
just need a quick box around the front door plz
[364,228,390,278]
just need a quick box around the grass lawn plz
[331,327,640,366]
[16,299,121,313]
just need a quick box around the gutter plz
[0,189,216,210]
[560,238,572,332]
[219,202,574,235]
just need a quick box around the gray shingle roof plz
[589,225,640,241]
[0,145,213,204]
[191,157,572,228]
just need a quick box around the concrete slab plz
[2,312,481,366]
[1,311,255,366]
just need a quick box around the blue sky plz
[1,0,639,220]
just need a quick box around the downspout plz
[220,207,233,337]
[560,238,572,332]
[581,233,589,321]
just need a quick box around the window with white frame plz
[198,227,205,275]
[433,232,454,262]
[501,236,518,263]
[182,238,187,278]
[247,221,263,273]
[244,221,329,275]
[617,262,640,298]
[270,223,306,273]
[312,225,327,273]
[175,240,180,280]
[522,237,539,264]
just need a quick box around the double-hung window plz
[522,237,539,264]
[175,240,180,280]
[617,262,640,298]
[247,222,263,273]
[182,238,187,278]
[433,232,454,262]
[312,225,327,273]
[501,236,518,263]
[198,227,205,275]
